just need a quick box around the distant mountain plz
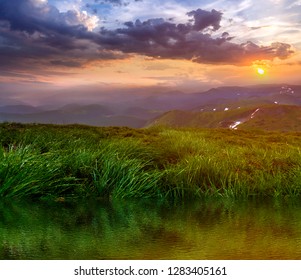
[146,84,301,131]
[0,84,301,129]
[0,105,42,114]
[147,104,301,132]
[121,107,162,120]
[0,96,28,107]
[191,85,301,112]
[0,104,146,128]
[58,104,115,116]
[117,84,301,114]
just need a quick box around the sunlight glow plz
[257,68,265,75]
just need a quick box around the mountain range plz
[1,84,301,131]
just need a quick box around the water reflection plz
[0,198,301,259]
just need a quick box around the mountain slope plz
[191,85,301,112]
[238,105,301,131]
[148,105,301,132]
[1,84,301,128]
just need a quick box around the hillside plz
[190,85,301,112]
[0,84,301,128]
[148,104,301,132]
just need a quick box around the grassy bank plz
[0,123,301,200]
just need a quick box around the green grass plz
[150,105,301,132]
[0,122,301,200]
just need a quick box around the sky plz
[0,0,301,104]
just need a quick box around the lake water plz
[1,198,301,259]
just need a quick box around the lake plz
[1,198,301,259]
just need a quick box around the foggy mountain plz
[0,84,300,130]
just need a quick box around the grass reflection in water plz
[1,198,301,260]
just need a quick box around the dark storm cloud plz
[0,0,128,71]
[98,9,223,55]
[0,0,294,70]
[0,0,93,56]
[0,0,94,40]
[98,10,294,64]
[187,9,222,31]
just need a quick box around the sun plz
[257,68,265,75]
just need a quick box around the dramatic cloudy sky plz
[0,0,301,102]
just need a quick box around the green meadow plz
[0,122,301,200]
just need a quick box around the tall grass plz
[0,123,301,200]
[91,140,163,198]
[0,145,80,198]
